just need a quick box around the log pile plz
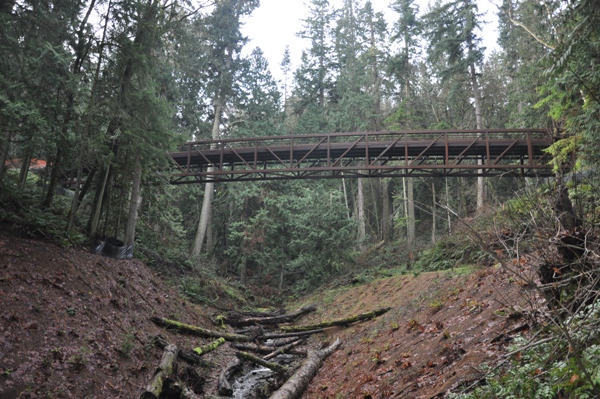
[145,305,391,398]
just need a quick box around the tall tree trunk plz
[431,180,436,243]
[240,255,247,286]
[124,152,142,247]
[206,207,214,257]
[18,145,32,189]
[42,148,63,207]
[357,178,366,251]
[279,263,285,292]
[67,0,111,233]
[66,156,84,232]
[342,174,350,219]
[446,177,451,233]
[469,56,485,210]
[191,101,222,257]
[88,163,111,237]
[42,0,96,208]
[381,178,391,242]
[0,131,11,179]
[407,175,415,245]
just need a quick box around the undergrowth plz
[450,303,600,399]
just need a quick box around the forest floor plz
[0,224,544,399]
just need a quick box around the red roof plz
[4,158,47,170]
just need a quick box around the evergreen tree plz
[191,0,260,257]
[292,0,336,133]
[424,0,486,210]
[280,45,292,113]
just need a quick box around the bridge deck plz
[169,129,555,184]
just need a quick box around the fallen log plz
[279,307,392,332]
[233,325,265,338]
[232,339,305,356]
[218,358,243,396]
[141,343,179,399]
[236,351,287,373]
[153,335,207,366]
[151,316,250,342]
[264,339,306,361]
[263,328,326,340]
[264,337,305,347]
[193,337,225,356]
[227,305,317,327]
[268,338,342,399]
[236,309,285,318]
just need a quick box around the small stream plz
[231,353,300,398]
[232,366,274,399]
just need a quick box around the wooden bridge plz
[168,129,555,184]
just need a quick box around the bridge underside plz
[168,130,555,184]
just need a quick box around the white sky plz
[241,0,499,83]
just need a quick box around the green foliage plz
[451,302,600,399]
[178,275,249,308]
[413,235,487,272]
[223,180,356,291]
[119,331,136,358]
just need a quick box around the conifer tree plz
[191,0,259,257]
[424,0,486,210]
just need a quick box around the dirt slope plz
[295,265,540,399]
[0,227,541,399]
[0,229,235,399]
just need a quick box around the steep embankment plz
[293,264,541,398]
[0,229,234,398]
[0,226,541,399]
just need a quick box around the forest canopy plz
[0,0,598,291]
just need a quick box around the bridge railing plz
[176,129,553,152]
[169,129,555,183]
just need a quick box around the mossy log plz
[153,335,208,366]
[279,307,392,332]
[236,351,287,373]
[218,357,242,396]
[264,339,306,361]
[193,337,225,356]
[268,338,342,399]
[141,343,179,399]
[151,316,250,342]
[226,305,317,327]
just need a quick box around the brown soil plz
[296,265,541,399]
[0,228,236,399]
[0,227,541,399]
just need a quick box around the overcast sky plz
[241,0,499,83]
